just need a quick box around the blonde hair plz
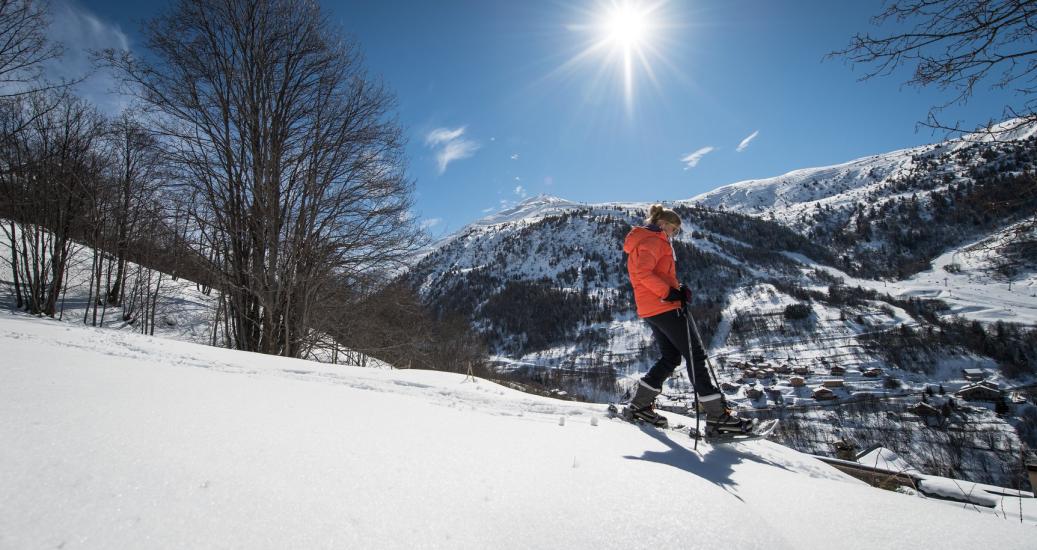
[647,204,681,227]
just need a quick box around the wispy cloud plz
[44,2,132,115]
[420,218,442,230]
[680,146,715,170]
[425,127,465,146]
[510,153,519,160]
[737,130,760,152]
[425,126,480,174]
[514,185,527,198]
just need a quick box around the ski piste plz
[606,403,779,444]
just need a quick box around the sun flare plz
[564,0,671,115]
[603,3,651,48]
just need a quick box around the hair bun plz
[649,204,664,216]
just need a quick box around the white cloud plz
[510,153,519,160]
[43,2,133,115]
[737,130,760,152]
[420,218,442,230]
[514,185,527,197]
[425,126,480,174]
[680,146,715,170]
[425,127,466,147]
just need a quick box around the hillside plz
[691,121,1037,279]
[2,311,1034,549]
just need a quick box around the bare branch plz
[830,0,1037,138]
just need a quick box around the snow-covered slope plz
[474,194,586,227]
[691,150,912,219]
[690,120,1037,225]
[0,222,218,345]
[1,311,1033,549]
[785,220,1037,326]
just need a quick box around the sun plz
[564,0,671,114]
[602,3,651,48]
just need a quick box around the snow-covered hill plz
[0,220,217,344]
[690,120,1037,225]
[1,311,1033,549]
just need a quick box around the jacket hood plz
[623,225,666,254]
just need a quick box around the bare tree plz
[104,114,165,308]
[0,90,107,316]
[103,0,424,357]
[0,0,62,98]
[833,0,1037,135]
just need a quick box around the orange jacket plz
[623,225,680,318]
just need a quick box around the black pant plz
[642,309,717,395]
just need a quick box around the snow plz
[689,149,914,219]
[474,194,584,227]
[2,311,1034,549]
[781,223,1037,328]
[918,478,1001,508]
[0,222,219,345]
[857,447,922,475]
[689,118,1037,227]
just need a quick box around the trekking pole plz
[681,302,701,450]
[683,304,724,396]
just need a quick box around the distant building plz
[956,381,1002,402]
[746,387,764,399]
[813,387,837,401]
[908,402,943,427]
[793,366,810,375]
[862,368,883,378]
[830,365,846,376]
[721,382,741,392]
[908,402,941,417]
[822,379,845,388]
[962,368,986,382]
[789,376,806,387]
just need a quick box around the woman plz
[621,204,753,436]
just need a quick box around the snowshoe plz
[690,419,780,444]
[607,402,669,428]
[707,411,758,435]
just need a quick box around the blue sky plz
[61,0,1018,235]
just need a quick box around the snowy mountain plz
[691,120,1037,224]
[691,121,1037,280]
[2,310,1034,549]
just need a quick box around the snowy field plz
[1,311,1034,549]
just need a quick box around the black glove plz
[679,283,693,304]
[665,284,693,304]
